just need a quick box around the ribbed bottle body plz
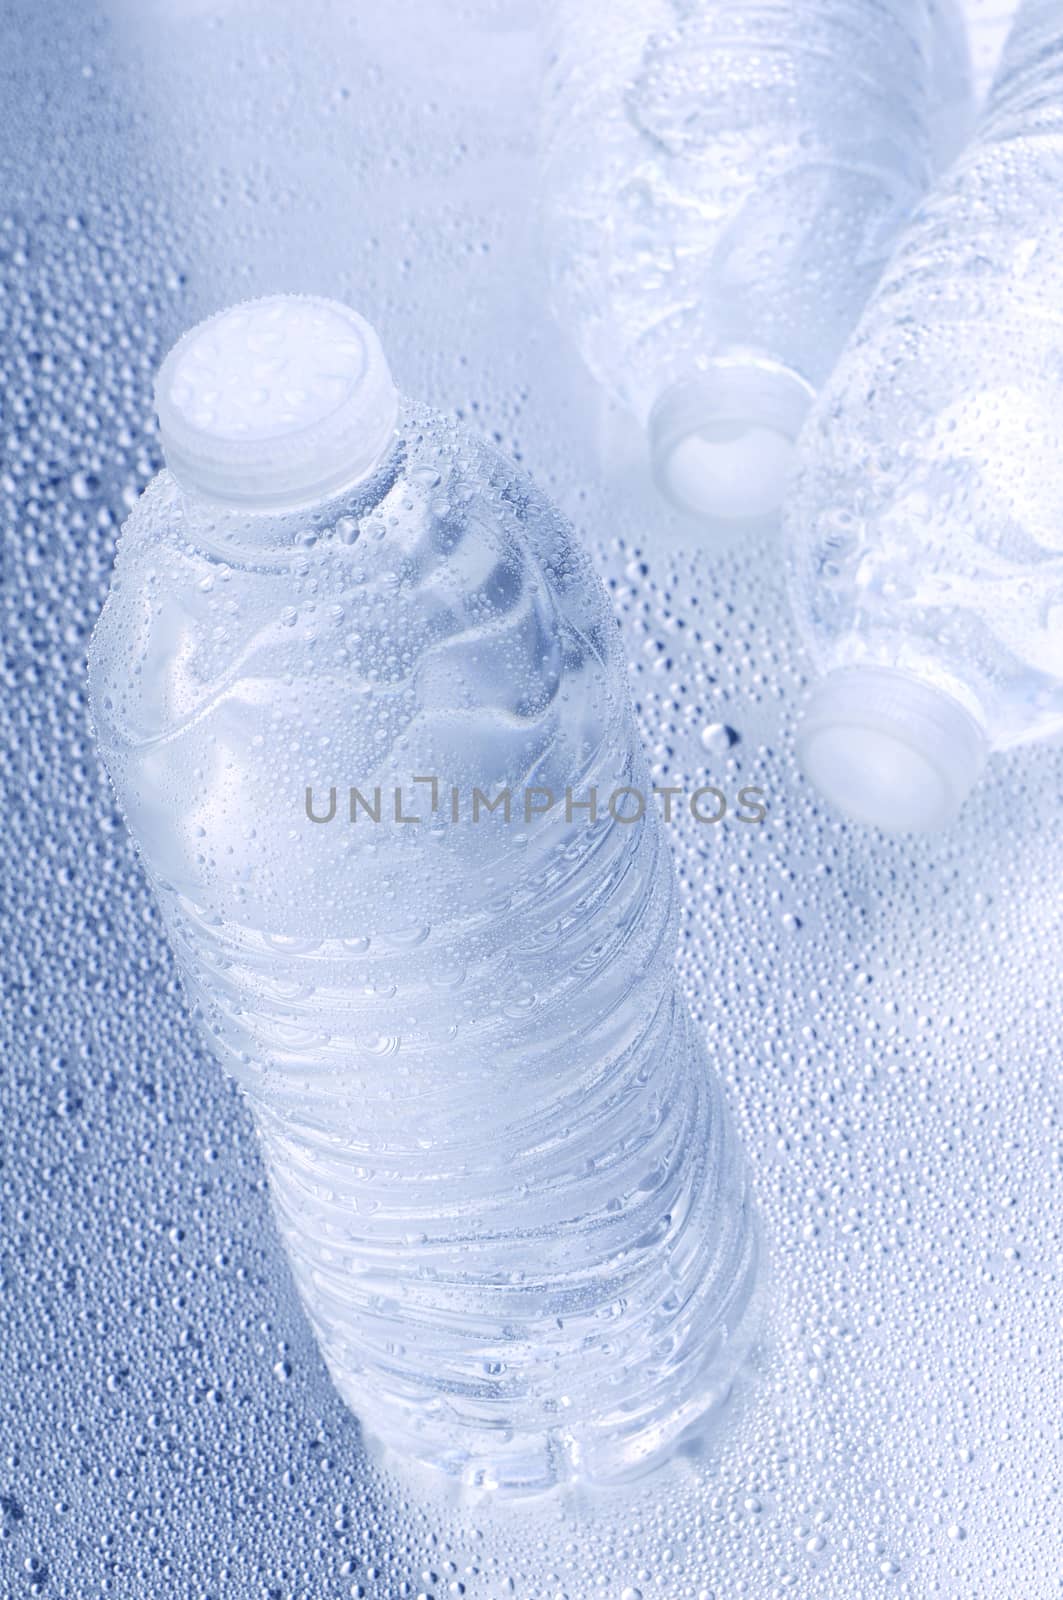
[89,408,758,1490]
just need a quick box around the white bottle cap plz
[649,359,814,526]
[797,666,988,832]
[155,295,399,509]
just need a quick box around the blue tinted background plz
[2,2,1059,1596]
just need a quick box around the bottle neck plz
[797,666,988,832]
[171,433,404,563]
[648,357,814,525]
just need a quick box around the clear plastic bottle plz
[87,295,759,1494]
[541,0,963,528]
[786,0,1063,833]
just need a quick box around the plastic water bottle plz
[786,0,1063,833]
[540,0,963,527]
[87,295,758,1494]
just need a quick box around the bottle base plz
[357,1371,746,1505]
[649,358,814,527]
[797,666,988,832]
[331,1215,763,1501]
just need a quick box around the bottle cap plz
[797,666,988,832]
[649,359,814,526]
[155,295,398,509]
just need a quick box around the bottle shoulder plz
[87,415,620,755]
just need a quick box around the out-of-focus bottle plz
[787,0,1063,832]
[541,0,966,530]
